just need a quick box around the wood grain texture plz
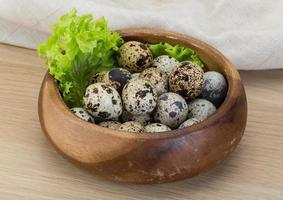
[38,29,247,184]
[0,43,282,198]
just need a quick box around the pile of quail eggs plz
[70,41,228,133]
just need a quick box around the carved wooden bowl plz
[38,29,247,184]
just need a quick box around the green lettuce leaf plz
[38,9,123,107]
[148,42,204,68]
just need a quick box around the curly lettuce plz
[38,9,123,107]
[148,42,204,68]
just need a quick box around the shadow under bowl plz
[38,28,247,184]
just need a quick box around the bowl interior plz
[53,28,239,139]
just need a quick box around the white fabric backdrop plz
[0,0,282,70]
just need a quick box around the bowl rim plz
[42,28,240,140]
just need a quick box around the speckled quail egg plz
[139,67,168,95]
[83,83,122,120]
[178,118,200,129]
[100,68,132,92]
[117,41,153,73]
[118,121,144,133]
[99,121,121,129]
[201,71,228,107]
[144,123,171,133]
[70,107,95,123]
[187,98,216,121]
[91,71,108,83]
[154,92,188,128]
[131,73,140,81]
[121,109,152,126]
[122,79,157,115]
[169,61,204,100]
[152,55,179,75]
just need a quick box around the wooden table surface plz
[0,43,282,200]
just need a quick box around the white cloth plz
[0,0,282,70]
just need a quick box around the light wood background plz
[0,43,282,200]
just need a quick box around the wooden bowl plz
[38,29,247,184]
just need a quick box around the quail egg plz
[83,83,122,120]
[201,71,228,107]
[117,41,153,73]
[131,73,140,81]
[169,61,204,100]
[70,107,95,123]
[91,71,108,83]
[187,98,216,121]
[178,118,200,129]
[140,67,168,95]
[121,109,152,126]
[154,92,188,128]
[100,68,132,92]
[144,123,171,133]
[99,121,121,129]
[122,79,157,115]
[118,121,144,133]
[152,55,179,75]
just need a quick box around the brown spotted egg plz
[178,117,200,129]
[169,61,204,100]
[152,55,179,75]
[83,83,122,120]
[100,68,132,93]
[144,123,171,133]
[139,67,168,95]
[201,71,228,107]
[70,107,94,123]
[117,41,153,73]
[122,79,157,115]
[131,73,140,81]
[121,109,152,126]
[99,121,121,130]
[91,71,108,83]
[154,92,188,128]
[118,121,144,133]
[187,98,216,121]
